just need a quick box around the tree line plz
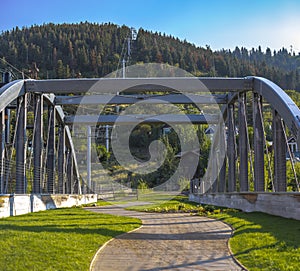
[1,22,300,90]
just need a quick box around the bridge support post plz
[5,108,10,145]
[273,110,286,192]
[253,93,265,191]
[87,125,92,190]
[16,94,27,194]
[4,109,10,193]
[66,149,73,194]
[218,121,226,192]
[227,103,236,192]
[58,124,65,194]
[0,111,5,194]
[47,105,56,193]
[211,155,218,193]
[218,161,226,193]
[238,93,249,191]
[33,94,43,193]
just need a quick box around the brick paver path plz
[86,204,245,271]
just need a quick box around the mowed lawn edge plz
[212,211,300,271]
[0,207,141,271]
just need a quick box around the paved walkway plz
[86,204,245,271]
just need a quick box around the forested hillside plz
[1,22,300,90]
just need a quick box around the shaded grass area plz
[128,195,300,271]
[0,208,141,271]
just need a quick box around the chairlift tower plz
[121,27,137,78]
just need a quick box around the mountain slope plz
[0,22,300,90]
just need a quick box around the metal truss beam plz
[273,110,286,192]
[58,124,65,194]
[238,93,249,192]
[46,105,55,193]
[227,103,236,192]
[25,77,250,94]
[16,94,27,194]
[55,93,228,105]
[65,126,80,193]
[218,121,226,193]
[0,80,25,112]
[0,111,4,194]
[33,94,43,193]
[253,93,265,191]
[66,149,73,194]
[64,114,220,125]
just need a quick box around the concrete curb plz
[224,221,249,271]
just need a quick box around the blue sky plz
[1,0,300,53]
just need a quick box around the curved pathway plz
[86,204,245,271]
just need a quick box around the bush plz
[137,179,150,193]
[178,178,190,191]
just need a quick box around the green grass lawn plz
[0,207,141,271]
[213,211,300,271]
[127,194,200,212]
[128,195,300,271]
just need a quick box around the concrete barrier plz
[0,194,97,218]
[189,192,300,220]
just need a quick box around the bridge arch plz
[0,80,81,194]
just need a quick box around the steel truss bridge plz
[0,76,300,198]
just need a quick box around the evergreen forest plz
[1,22,300,91]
